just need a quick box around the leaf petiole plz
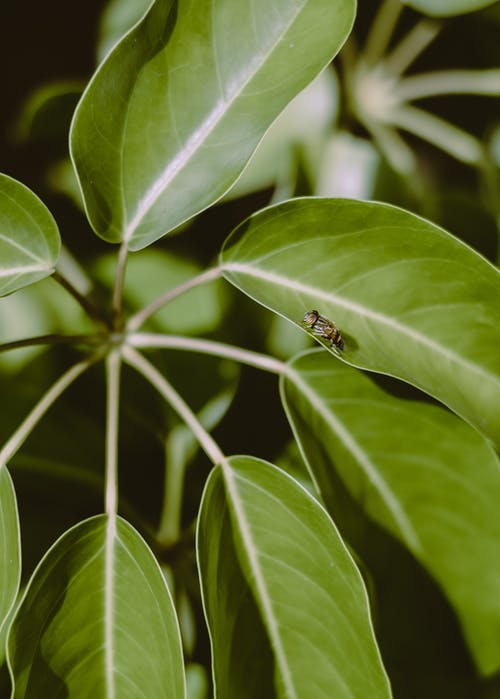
[105,350,122,516]
[126,266,223,331]
[0,351,102,467]
[128,332,286,374]
[122,346,225,466]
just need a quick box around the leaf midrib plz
[285,366,422,552]
[224,263,500,389]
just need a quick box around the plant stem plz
[105,350,122,516]
[128,332,286,374]
[157,428,190,546]
[112,241,129,324]
[362,119,417,176]
[122,347,225,465]
[384,19,441,76]
[397,69,500,102]
[127,266,223,331]
[0,352,101,467]
[390,105,483,164]
[52,270,111,329]
[0,333,104,354]
[363,0,403,65]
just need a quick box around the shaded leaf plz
[8,515,185,698]
[70,0,356,250]
[0,468,21,664]
[0,174,60,297]
[197,468,275,698]
[282,349,500,675]
[198,458,393,698]
[220,198,500,448]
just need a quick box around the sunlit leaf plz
[0,468,21,664]
[0,174,60,297]
[282,349,500,675]
[221,198,500,448]
[70,0,356,250]
[402,0,498,16]
[198,458,393,698]
[8,515,186,698]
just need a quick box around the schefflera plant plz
[1,1,500,698]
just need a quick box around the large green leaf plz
[0,174,60,297]
[402,0,498,16]
[220,198,500,448]
[198,457,392,698]
[70,0,355,250]
[282,349,500,675]
[0,468,21,664]
[8,515,185,698]
[197,468,275,698]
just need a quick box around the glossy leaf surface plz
[8,515,185,698]
[198,458,392,698]
[282,350,500,675]
[70,0,355,250]
[221,198,500,448]
[402,0,498,16]
[0,174,60,296]
[0,468,20,664]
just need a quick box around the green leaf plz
[197,469,274,698]
[8,515,186,698]
[282,350,500,675]
[220,198,500,448]
[70,0,356,250]
[0,174,60,297]
[0,468,21,664]
[198,458,392,698]
[401,0,498,17]
[97,0,152,62]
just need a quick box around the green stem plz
[361,119,417,176]
[390,105,483,164]
[384,19,441,76]
[112,241,129,325]
[105,350,122,516]
[122,347,225,465]
[0,352,101,467]
[157,428,190,546]
[397,68,500,102]
[52,270,111,329]
[0,333,104,354]
[128,332,286,374]
[362,0,403,65]
[127,266,223,332]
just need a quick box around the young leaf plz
[0,174,60,296]
[70,0,356,250]
[8,515,186,698]
[198,458,393,698]
[402,0,498,16]
[0,468,21,663]
[220,198,500,448]
[281,349,500,675]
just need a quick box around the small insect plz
[302,309,344,350]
